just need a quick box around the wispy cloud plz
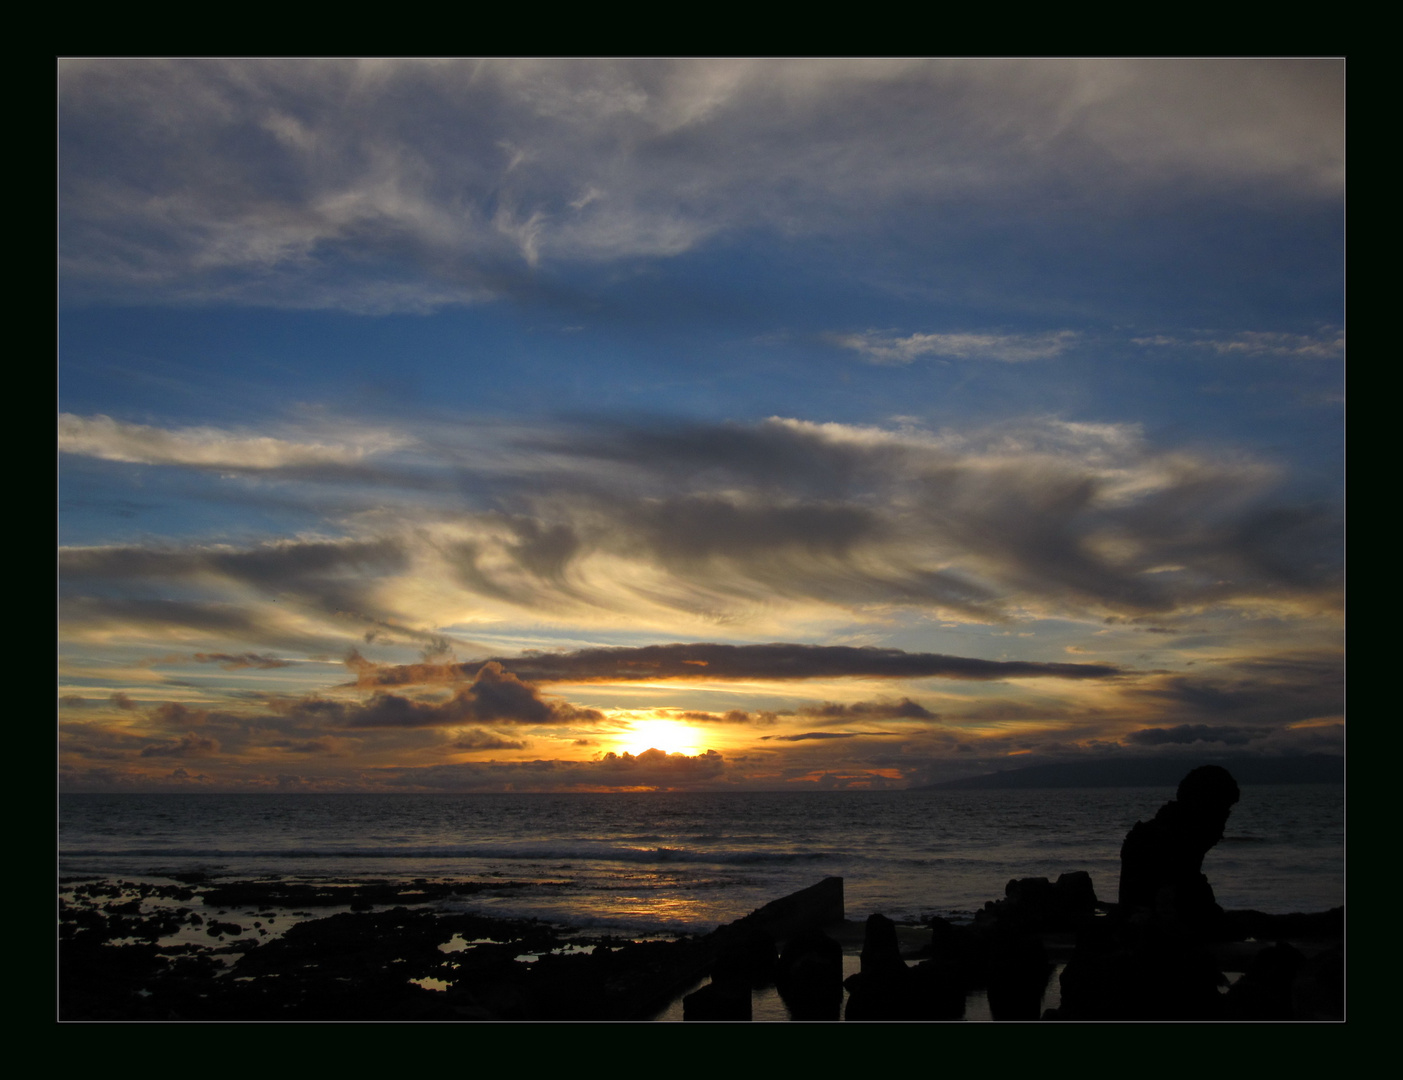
[60,59,1342,312]
[831,330,1080,364]
[59,413,406,470]
[1133,329,1344,358]
[58,412,1341,653]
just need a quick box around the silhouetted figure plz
[1118,765,1240,934]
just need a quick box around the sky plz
[58,58,1344,793]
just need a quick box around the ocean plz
[59,784,1344,935]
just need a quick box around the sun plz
[617,718,703,756]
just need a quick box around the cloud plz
[265,736,354,756]
[281,661,603,729]
[355,644,1119,689]
[59,413,404,470]
[61,59,1341,312]
[139,732,219,757]
[192,652,293,670]
[1133,329,1343,358]
[376,747,726,791]
[832,330,1079,364]
[453,729,529,751]
[797,698,937,721]
[761,731,904,742]
[1121,650,1343,731]
[60,412,1342,648]
[60,537,412,646]
[1126,724,1269,746]
[677,709,780,726]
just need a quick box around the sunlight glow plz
[617,718,703,756]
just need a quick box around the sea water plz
[59,785,1343,935]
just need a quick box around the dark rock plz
[859,913,906,980]
[711,922,778,987]
[684,979,751,1020]
[985,932,1052,1020]
[844,914,930,1020]
[1052,911,1226,1020]
[928,917,982,995]
[731,875,844,941]
[972,871,1099,936]
[776,929,844,1020]
[909,959,967,1020]
[1053,871,1098,923]
[1291,943,1344,1021]
[1221,906,1344,942]
[1223,941,1305,1020]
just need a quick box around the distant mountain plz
[923,754,1344,791]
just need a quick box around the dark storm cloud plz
[288,661,602,729]
[61,538,406,603]
[376,747,726,791]
[352,643,1119,689]
[760,731,904,742]
[798,698,937,721]
[677,710,779,726]
[273,736,349,755]
[342,649,463,689]
[501,643,1120,682]
[193,652,293,669]
[139,732,219,757]
[534,417,904,498]
[60,538,412,644]
[61,596,277,639]
[453,730,529,751]
[1126,650,1342,727]
[1127,724,1269,746]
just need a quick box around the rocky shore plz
[58,872,1342,1021]
[59,769,1344,1021]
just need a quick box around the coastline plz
[59,872,1343,1021]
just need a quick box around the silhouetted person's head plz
[1176,766,1240,812]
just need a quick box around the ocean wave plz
[60,842,839,866]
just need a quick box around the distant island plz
[923,754,1343,791]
